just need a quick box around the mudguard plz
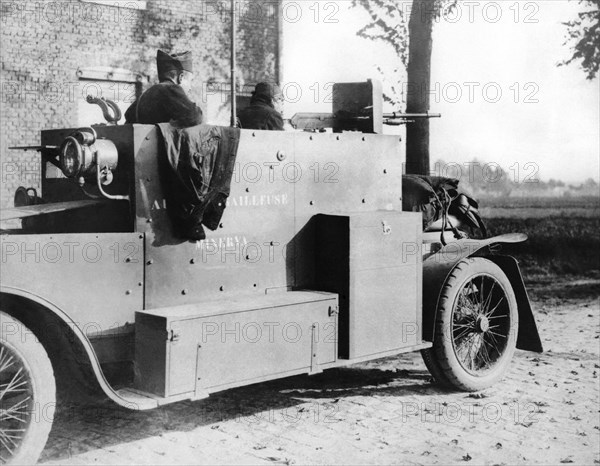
[422,233,543,352]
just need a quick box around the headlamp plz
[59,136,84,178]
[59,129,118,184]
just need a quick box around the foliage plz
[351,0,456,106]
[560,0,600,80]
[473,197,600,275]
[487,215,600,274]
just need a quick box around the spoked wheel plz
[1,312,55,465]
[421,258,518,391]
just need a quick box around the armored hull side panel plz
[135,127,405,309]
[135,127,296,308]
[0,233,144,332]
[292,132,404,289]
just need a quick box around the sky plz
[282,0,599,184]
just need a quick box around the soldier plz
[238,82,284,131]
[125,50,203,127]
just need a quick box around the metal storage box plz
[135,291,338,398]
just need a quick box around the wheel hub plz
[475,315,490,333]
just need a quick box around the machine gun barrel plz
[290,111,441,131]
[382,112,441,119]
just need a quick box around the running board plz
[327,341,433,368]
[115,388,203,409]
[115,341,433,409]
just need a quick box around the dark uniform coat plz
[237,95,284,131]
[125,80,203,128]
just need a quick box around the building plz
[0,0,283,209]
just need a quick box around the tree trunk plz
[405,0,435,175]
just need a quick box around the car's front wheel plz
[421,258,519,391]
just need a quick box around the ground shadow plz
[40,360,447,463]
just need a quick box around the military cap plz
[157,50,194,75]
[253,82,282,101]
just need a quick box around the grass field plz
[477,196,600,276]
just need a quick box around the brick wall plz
[0,0,281,208]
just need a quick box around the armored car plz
[0,81,542,464]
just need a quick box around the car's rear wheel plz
[1,312,56,465]
[421,258,518,391]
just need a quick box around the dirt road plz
[39,276,600,465]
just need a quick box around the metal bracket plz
[96,163,129,201]
[193,344,209,400]
[309,323,322,375]
[382,220,392,235]
[168,329,180,342]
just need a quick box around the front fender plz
[422,234,543,352]
[0,286,158,409]
[484,255,543,352]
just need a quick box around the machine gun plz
[290,110,441,131]
[381,111,441,125]
[287,80,440,133]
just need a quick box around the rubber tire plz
[420,346,452,388]
[1,312,56,465]
[422,258,518,391]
